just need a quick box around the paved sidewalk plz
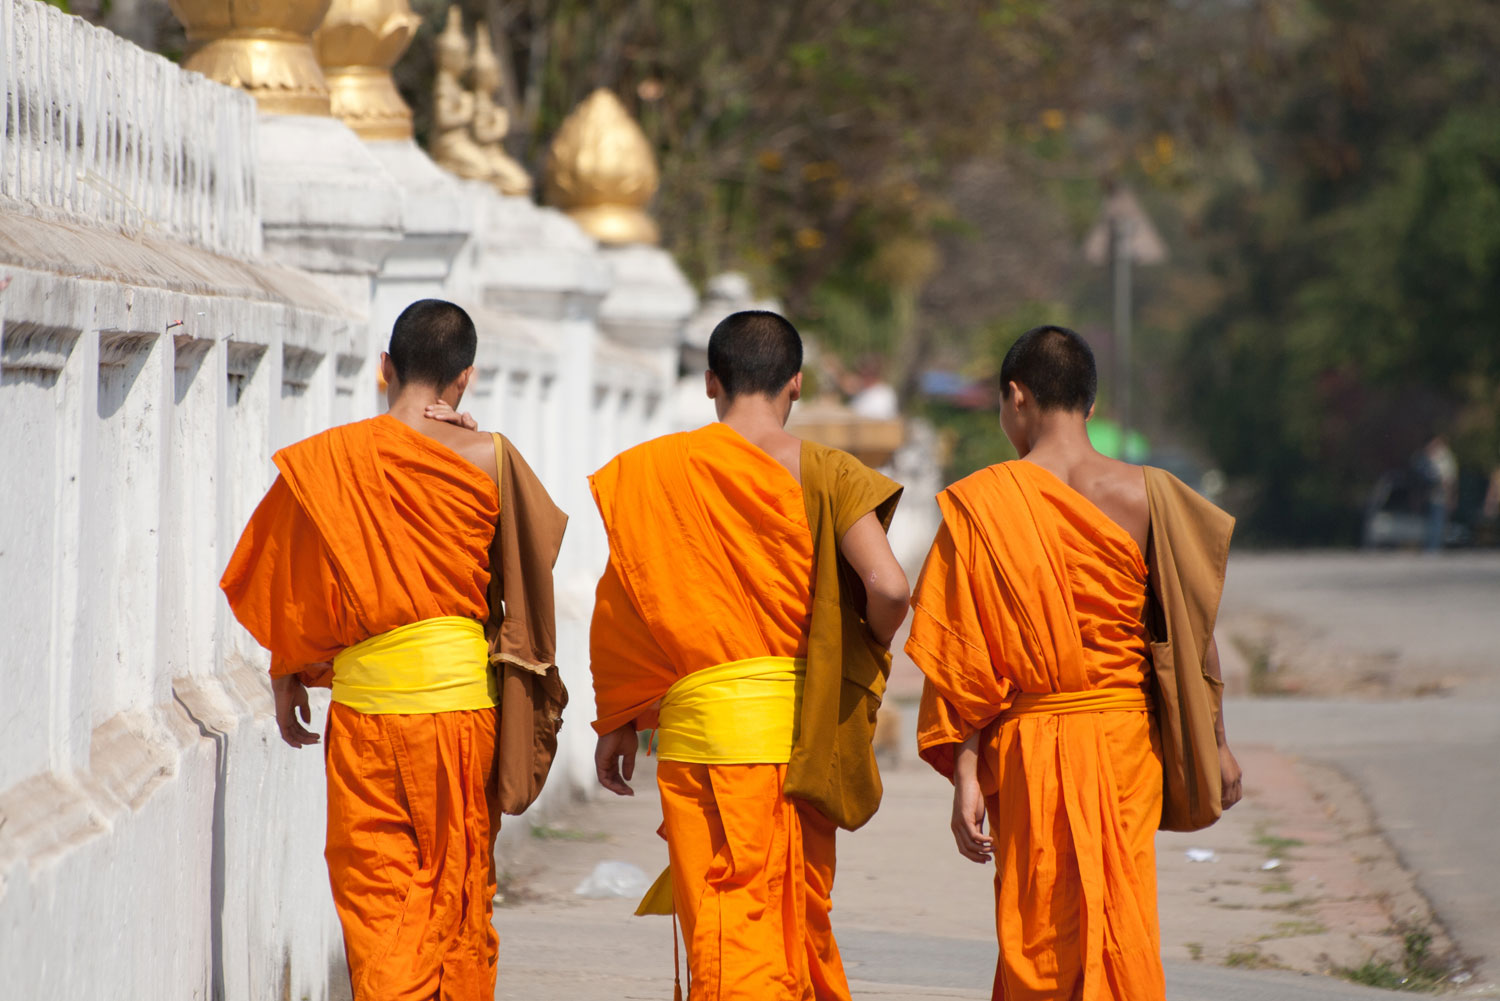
[492,733,1459,1000]
[484,553,1500,999]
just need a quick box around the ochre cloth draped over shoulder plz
[221,414,502,1001]
[590,422,852,1001]
[907,460,1165,1001]
[785,441,903,831]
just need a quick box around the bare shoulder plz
[1080,456,1149,551]
[1102,456,1148,506]
[426,422,500,485]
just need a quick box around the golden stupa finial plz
[429,6,496,182]
[544,88,660,245]
[167,0,334,115]
[313,0,422,139]
[470,24,533,197]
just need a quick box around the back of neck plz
[386,390,452,439]
[1022,423,1098,476]
[720,397,792,447]
[719,400,802,483]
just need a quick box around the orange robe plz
[589,422,849,1001]
[906,461,1165,1001]
[220,414,502,1001]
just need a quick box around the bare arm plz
[1204,636,1243,809]
[951,730,992,863]
[838,510,910,648]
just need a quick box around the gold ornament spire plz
[470,24,533,197]
[430,6,495,182]
[168,0,334,115]
[544,88,660,245]
[314,0,422,140]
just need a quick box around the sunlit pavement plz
[482,551,1500,999]
[1220,551,1500,986]
[491,754,1444,1000]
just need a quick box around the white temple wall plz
[0,0,693,996]
[0,268,351,1001]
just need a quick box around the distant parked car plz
[1362,468,1472,548]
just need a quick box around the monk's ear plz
[787,372,803,403]
[454,365,476,396]
[380,352,398,389]
[705,369,721,400]
[1086,401,1096,421]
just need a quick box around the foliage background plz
[393,0,1498,544]
[97,0,1500,543]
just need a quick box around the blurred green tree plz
[384,0,1498,537]
[1178,2,1500,542]
[394,0,1266,377]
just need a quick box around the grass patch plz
[1338,959,1413,991]
[529,823,608,843]
[1185,942,1204,961]
[1260,919,1328,940]
[1225,946,1278,970]
[1332,924,1456,993]
[1253,829,1305,857]
[493,871,539,908]
[1261,896,1317,913]
[1260,877,1294,894]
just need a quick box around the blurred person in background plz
[1416,435,1459,551]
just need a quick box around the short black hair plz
[387,299,477,387]
[707,310,803,399]
[1000,325,1097,413]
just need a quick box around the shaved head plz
[388,299,477,388]
[1000,325,1097,414]
[707,310,803,399]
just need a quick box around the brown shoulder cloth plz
[486,434,569,815]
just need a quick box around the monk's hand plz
[272,673,321,749]
[595,725,637,796]
[1219,741,1243,810]
[951,734,993,863]
[423,400,478,431]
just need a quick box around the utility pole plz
[1110,214,1135,438]
[1085,186,1165,453]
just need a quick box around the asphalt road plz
[1220,551,1500,982]
[1220,551,1500,691]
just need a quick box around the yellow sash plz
[636,655,805,918]
[1000,688,1152,720]
[331,616,496,715]
[654,655,805,764]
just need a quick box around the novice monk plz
[221,299,566,1001]
[589,310,910,1001]
[906,326,1244,1001]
